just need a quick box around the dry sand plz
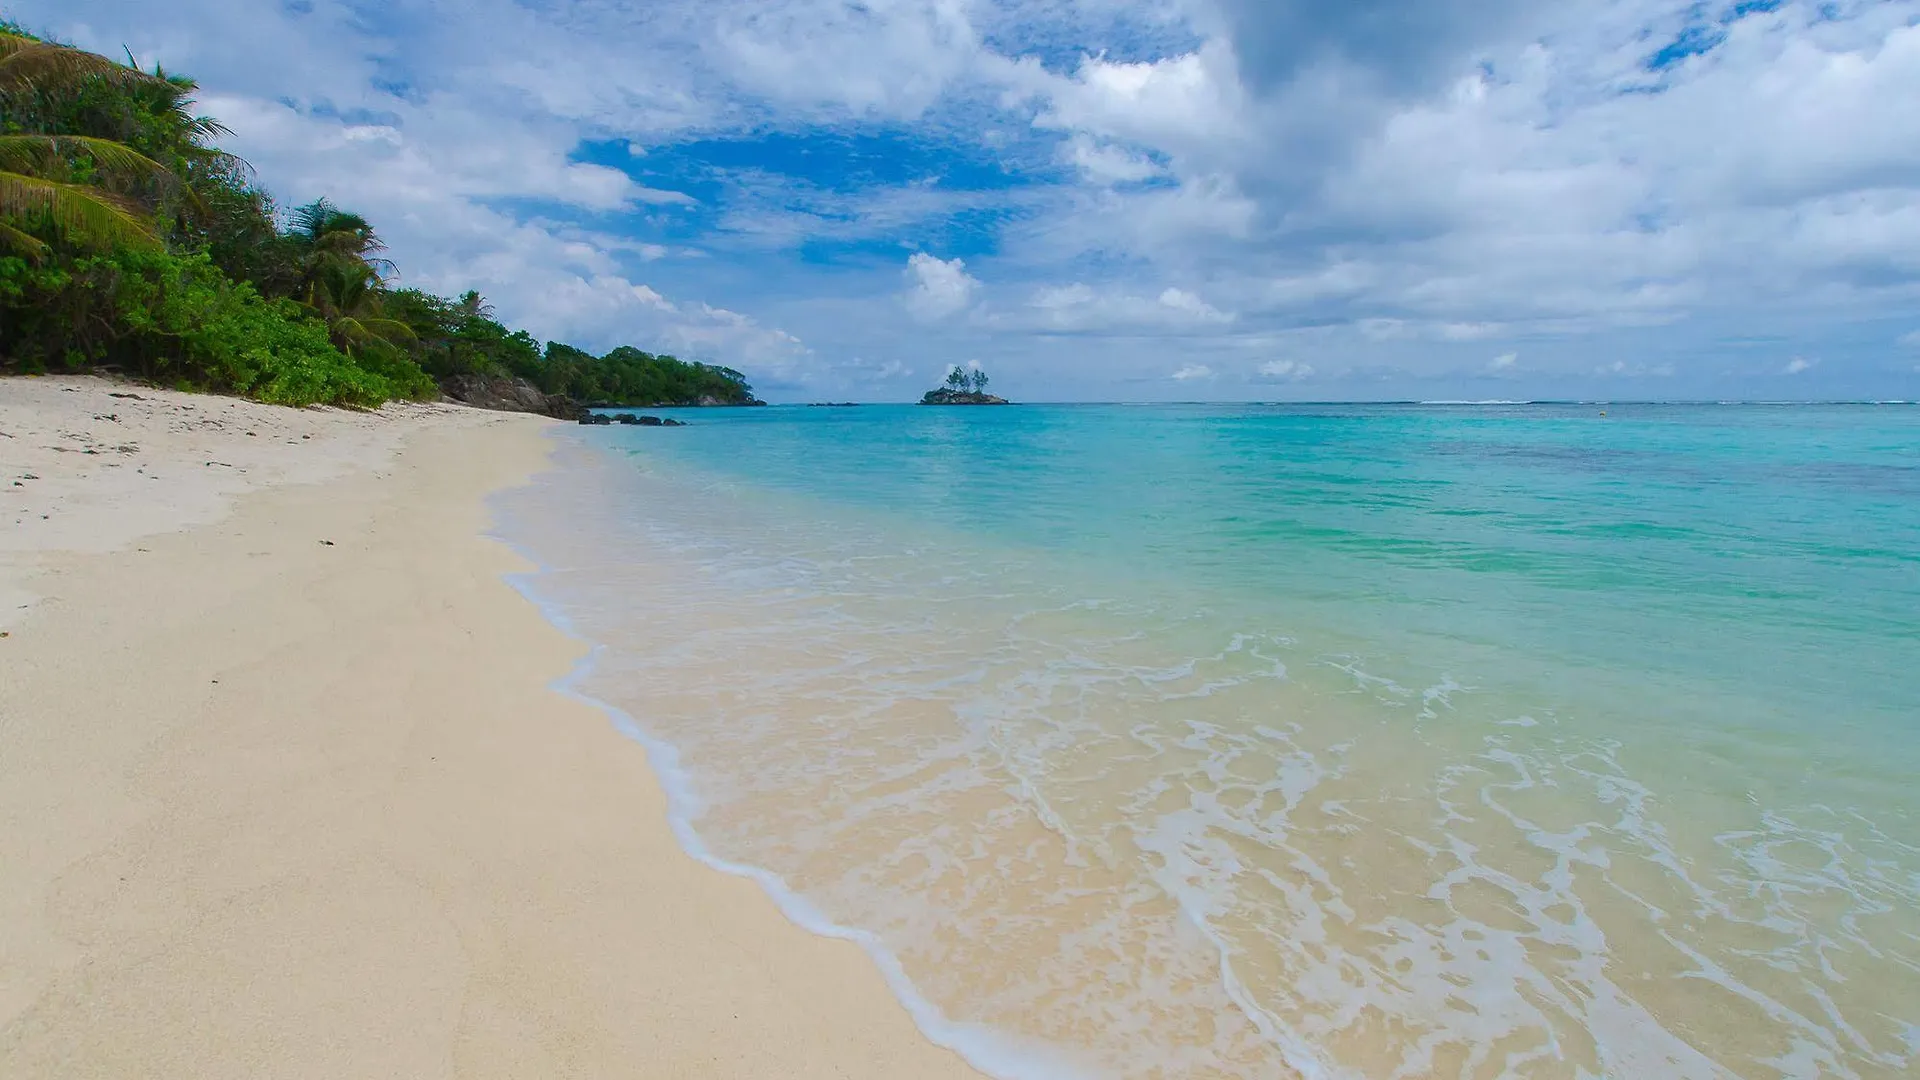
[0,375,984,1079]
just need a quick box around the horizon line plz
[756,398,1918,407]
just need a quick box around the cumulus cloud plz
[1258,359,1315,380]
[1172,363,1214,381]
[1010,1,1920,374]
[1594,358,1677,378]
[904,253,981,320]
[1899,330,1920,347]
[1442,323,1503,341]
[1062,134,1163,185]
[1212,0,1540,96]
[1011,282,1233,331]
[1783,356,1817,375]
[1157,288,1233,324]
[1488,352,1518,371]
[710,0,980,119]
[18,0,1920,399]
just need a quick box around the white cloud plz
[631,285,676,311]
[1593,358,1677,378]
[1012,282,1234,331]
[1062,134,1162,185]
[1488,352,1518,371]
[18,0,1920,400]
[1172,363,1214,381]
[1783,356,1817,375]
[1258,359,1315,380]
[1899,330,1920,347]
[1032,282,1097,310]
[1158,288,1233,323]
[1029,44,1251,157]
[904,253,981,320]
[1005,0,1920,370]
[709,0,981,119]
[1441,322,1503,341]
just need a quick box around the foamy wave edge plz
[485,525,1100,1080]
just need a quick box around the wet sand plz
[0,375,983,1079]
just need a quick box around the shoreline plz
[492,442,1079,1080]
[0,376,983,1078]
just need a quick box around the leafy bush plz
[0,248,433,406]
[0,24,760,410]
[387,288,761,406]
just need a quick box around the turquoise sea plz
[496,403,1920,1080]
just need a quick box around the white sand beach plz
[0,375,982,1079]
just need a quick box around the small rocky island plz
[920,366,1010,405]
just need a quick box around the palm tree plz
[306,261,415,356]
[287,198,398,303]
[0,32,175,256]
[456,289,494,320]
[289,199,394,271]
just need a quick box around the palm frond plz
[0,134,176,187]
[329,316,370,354]
[289,197,339,240]
[206,148,256,182]
[0,218,50,259]
[0,171,161,250]
[358,317,417,342]
[0,33,157,95]
[187,114,235,142]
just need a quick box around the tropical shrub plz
[0,23,760,409]
[0,247,432,405]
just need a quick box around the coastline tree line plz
[0,26,758,408]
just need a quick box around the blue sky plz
[15,0,1920,401]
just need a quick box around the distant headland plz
[920,366,1010,405]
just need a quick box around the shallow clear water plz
[496,403,1920,1080]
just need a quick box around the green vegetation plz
[948,366,990,395]
[921,365,1006,405]
[0,25,758,409]
[529,343,758,405]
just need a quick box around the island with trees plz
[0,26,760,414]
[920,366,1009,405]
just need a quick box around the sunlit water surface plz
[495,403,1920,1080]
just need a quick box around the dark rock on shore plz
[581,413,686,427]
[440,375,586,420]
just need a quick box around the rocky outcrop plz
[439,375,585,421]
[580,413,686,427]
[919,388,1011,405]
